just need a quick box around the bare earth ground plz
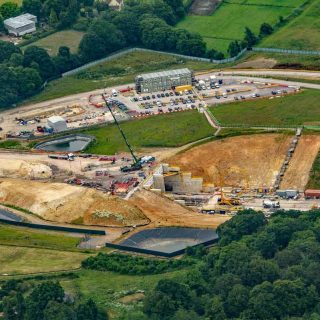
[233,58,278,69]
[166,134,292,188]
[129,189,230,228]
[281,135,320,190]
[0,179,148,227]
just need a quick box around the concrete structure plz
[135,68,193,93]
[47,116,67,133]
[152,164,204,194]
[107,0,124,11]
[4,13,37,36]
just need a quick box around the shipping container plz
[305,189,320,199]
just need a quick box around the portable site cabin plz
[47,116,67,133]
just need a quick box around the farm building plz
[4,13,37,36]
[135,68,193,93]
[47,116,67,133]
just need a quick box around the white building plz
[47,116,67,133]
[4,13,37,37]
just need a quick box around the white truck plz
[112,89,118,97]
[263,199,280,209]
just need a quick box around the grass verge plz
[210,89,320,127]
[307,152,320,189]
[0,245,89,275]
[81,110,214,154]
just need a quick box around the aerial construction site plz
[0,67,320,253]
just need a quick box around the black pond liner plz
[106,227,219,257]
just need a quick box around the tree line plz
[143,209,320,320]
[77,0,224,62]
[0,40,80,107]
[0,279,105,320]
[82,252,195,275]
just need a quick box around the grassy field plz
[307,151,320,189]
[0,223,81,250]
[82,110,214,154]
[0,245,89,275]
[25,51,217,104]
[23,30,85,56]
[177,0,302,53]
[261,0,320,51]
[61,269,187,319]
[0,0,21,4]
[210,89,320,126]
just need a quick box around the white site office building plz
[47,116,67,133]
[4,13,37,36]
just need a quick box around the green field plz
[210,89,320,126]
[0,245,89,274]
[61,269,186,319]
[0,224,81,250]
[23,30,85,56]
[25,51,217,104]
[82,110,214,154]
[177,0,301,53]
[261,0,320,50]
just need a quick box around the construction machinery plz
[101,93,142,172]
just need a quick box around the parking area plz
[0,74,300,139]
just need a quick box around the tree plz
[23,46,56,80]
[24,281,64,320]
[43,301,76,320]
[259,22,273,37]
[3,292,25,320]
[225,284,249,318]
[217,210,266,246]
[79,20,125,61]
[9,53,23,66]
[76,299,99,320]
[207,48,224,60]
[0,40,21,63]
[48,9,58,27]
[22,0,42,18]
[14,66,42,97]
[244,27,258,47]
[228,40,241,57]
[0,2,19,19]
[172,309,203,320]
[206,296,227,320]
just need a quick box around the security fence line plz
[62,46,320,78]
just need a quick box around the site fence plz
[0,219,106,235]
[252,47,320,56]
[105,237,219,257]
[62,48,248,77]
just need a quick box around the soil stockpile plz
[129,189,230,228]
[0,159,52,179]
[281,135,320,190]
[0,179,147,227]
[166,134,292,188]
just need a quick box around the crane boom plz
[101,94,139,164]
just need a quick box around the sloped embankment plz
[0,179,148,227]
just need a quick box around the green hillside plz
[176,0,305,53]
[261,0,320,50]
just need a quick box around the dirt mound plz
[281,135,320,190]
[189,0,221,15]
[129,189,229,228]
[166,134,291,188]
[0,179,147,227]
[0,159,52,179]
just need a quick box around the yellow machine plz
[175,85,193,92]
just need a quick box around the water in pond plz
[39,139,89,152]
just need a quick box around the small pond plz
[35,134,94,152]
